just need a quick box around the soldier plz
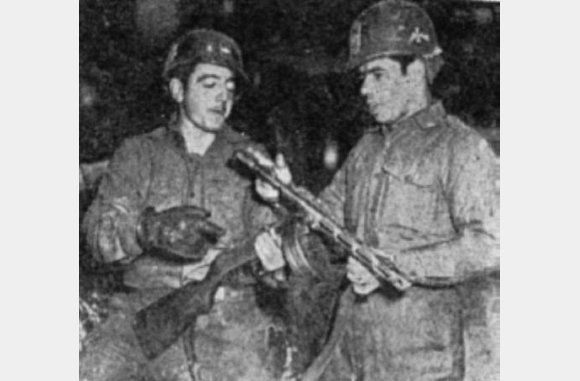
[255,1,500,380]
[81,29,290,381]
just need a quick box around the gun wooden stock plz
[132,239,257,360]
[235,149,412,292]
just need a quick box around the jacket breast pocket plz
[380,162,444,226]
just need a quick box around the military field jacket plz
[83,124,270,289]
[319,102,500,281]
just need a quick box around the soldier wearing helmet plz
[255,1,499,380]
[81,29,291,381]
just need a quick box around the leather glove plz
[138,205,226,262]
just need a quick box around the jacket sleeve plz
[82,138,152,263]
[394,133,500,281]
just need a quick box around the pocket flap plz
[382,160,437,189]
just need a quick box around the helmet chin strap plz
[423,54,444,84]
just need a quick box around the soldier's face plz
[177,63,235,133]
[359,56,426,124]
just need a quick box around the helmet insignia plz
[409,27,430,45]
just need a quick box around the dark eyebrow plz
[196,74,220,83]
[196,73,235,83]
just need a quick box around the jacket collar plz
[378,101,446,135]
[165,117,241,154]
[412,101,446,129]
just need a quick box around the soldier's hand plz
[254,228,285,271]
[347,257,380,295]
[253,152,292,203]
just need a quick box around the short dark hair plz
[166,60,200,88]
[388,54,418,76]
[390,54,444,83]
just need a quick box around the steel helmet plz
[347,0,442,70]
[163,29,248,82]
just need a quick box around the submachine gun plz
[234,148,413,292]
[132,147,414,362]
[235,148,485,290]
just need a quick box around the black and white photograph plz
[78,1,500,380]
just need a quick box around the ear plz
[403,59,430,99]
[406,59,427,84]
[401,59,431,107]
[169,78,184,103]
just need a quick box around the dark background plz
[80,0,499,165]
[80,0,499,284]
[79,0,499,287]
[79,2,500,367]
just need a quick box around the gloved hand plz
[138,205,226,262]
